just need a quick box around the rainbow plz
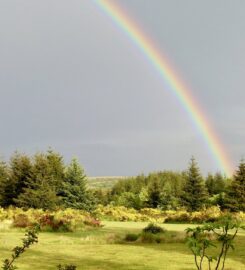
[93,0,233,176]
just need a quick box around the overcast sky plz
[0,0,244,176]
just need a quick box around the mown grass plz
[0,222,244,270]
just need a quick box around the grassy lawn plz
[0,221,244,270]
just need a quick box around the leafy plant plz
[2,226,77,269]
[186,216,245,270]
[2,226,39,270]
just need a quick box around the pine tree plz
[181,157,208,211]
[206,172,226,195]
[59,158,92,210]
[3,153,32,206]
[0,160,9,207]
[147,177,162,208]
[226,160,245,212]
[15,151,64,209]
[213,172,226,194]
[206,173,216,195]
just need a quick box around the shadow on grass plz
[19,249,156,270]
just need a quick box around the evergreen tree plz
[181,157,208,211]
[147,177,162,208]
[226,160,245,212]
[213,172,226,194]
[46,149,65,190]
[206,173,216,195]
[4,153,32,206]
[60,158,91,210]
[0,160,9,206]
[15,151,64,209]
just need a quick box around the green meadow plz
[0,222,244,270]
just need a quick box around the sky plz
[0,0,244,176]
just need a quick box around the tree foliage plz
[181,158,208,211]
[59,158,92,210]
[186,216,245,270]
[226,160,245,212]
[15,151,64,209]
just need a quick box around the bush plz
[84,217,102,227]
[140,232,159,243]
[124,233,139,242]
[0,208,101,231]
[39,214,74,232]
[13,214,32,228]
[140,231,185,244]
[186,216,245,270]
[143,223,165,234]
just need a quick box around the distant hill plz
[87,176,130,189]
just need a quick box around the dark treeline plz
[0,151,244,212]
[0,150,94,210]
[95,158,245,212]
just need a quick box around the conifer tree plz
[147,177,162,208]
[206,173,215,195]
[0,160,9,206]
[206,172,226,195]
[214,172,226,193]
[226,160,245,212]
[59,158,91,210]
[4,153,32,206]
[15,151,64,209]
[181,157,208,211]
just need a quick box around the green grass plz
[87,176,129,189]
[0,221,244,270]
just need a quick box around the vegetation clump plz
[142,223,165,234]
[57,265,77,270]
[124,233,139,242]
[186,216,245,270]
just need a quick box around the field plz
[0,221,244,270]
[87,177,128,189]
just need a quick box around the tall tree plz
[0,160,9,206]
[15,151,64,209]
[5,153,32,206]
[226,160,245,212]
[206,173,216,195]
[181,157,208,211]
[147,176,162,208]
[213,172,226,194]
[206,172,226,195]
[59,158,92,210]
[46,149,65,190]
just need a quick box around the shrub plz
[39,214,74,232]
[140,232,158,243]
[143,223,165,234]
[13,214,32,228]
[84,217,102,227]
[139,230,185,244]
[186,216,245,270]
[124,233,139,242]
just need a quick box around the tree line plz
[0,150,93,210]
[0,151,244,212]
[95,158,245,212]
